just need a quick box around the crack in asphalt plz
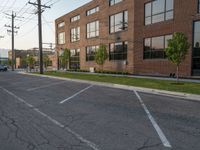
[137,138,162,150]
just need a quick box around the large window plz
[144,35,172,59]
[198,0,200,13]
[145,0,174,25]
[70,49,80,69]
[86,45,99,61]
[58,32,65,45]
[58,22,65,28]
[109,41,128,60]
[109,0,123,6]
[110,11,128,33]
[87,21,99,38]
[71,27,80,42]
[71,15,80,22]
[86,6,99,16]
[192,21,200,75]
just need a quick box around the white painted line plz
[60,85,94,104]
[133,90,172,148]
[27,81,64,92]
[0,86,100,150]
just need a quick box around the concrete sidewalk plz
[20,72,200,102]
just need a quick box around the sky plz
[0,0,92,57]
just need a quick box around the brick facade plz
[55,0,200,77]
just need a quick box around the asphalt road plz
[0,71,199,150]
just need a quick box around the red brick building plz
[55,0,200,77]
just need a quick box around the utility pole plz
[5,11,20,71]
[28,0,50,74]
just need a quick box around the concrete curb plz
[20,72,200,102]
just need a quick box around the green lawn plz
[36,71,200,95]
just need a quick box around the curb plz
[20,72,200,102]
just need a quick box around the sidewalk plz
[20,72,200,102]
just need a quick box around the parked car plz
[0,64,8,72]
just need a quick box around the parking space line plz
[0,86,100,150]
[26,81,65,92]
[59,85,94,104]
[133,90,172,148]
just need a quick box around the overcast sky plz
[0,0,92,57]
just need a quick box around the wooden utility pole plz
[5,11,20,71]
[28,0,50,74]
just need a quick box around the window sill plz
[86,36,99,40]
[110,29,128,35]
[143,58,168,61]
[144,19,174,27]
[70,40,80,43]
[109,59,127,62]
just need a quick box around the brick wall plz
[55,0,200,77]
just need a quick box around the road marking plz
[0,86,100,150]
[60,85,94,104]
[27,81,65,92]
[133,90,172,148]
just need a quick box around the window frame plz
[57,32,65,45]
[86,45,99,61]
[70,27,80,42]
[109,0,123,6]
[144,0,174,25]
[86,6,99,16]
[57,22,65,28]
[86,20,99,39]
[70,15,80,22]
[198,0,200,13]
[109,10,128,34]
[70,49,80,69]
[109,41,128,61]
[143,34,173,60]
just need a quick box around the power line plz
[17,24,38,38]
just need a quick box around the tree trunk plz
[176,65,179,83]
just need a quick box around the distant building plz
[0,49,9,65]
[55,0,200,77]
[8,48,57,69]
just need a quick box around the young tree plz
[95,44,108,71]
[43,54,50,69]
[21,57,27,68]
[60,48,70,70]
[165,32,190,82]
[26,55,35,71]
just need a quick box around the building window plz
[145,0,174,25]
[70,49,80,69]
[198,0,200,13]
[58,32,65,45]
[109,41,128,60]
[109,0,123,6]
[58,22,65,28]
[71,27,80,42]
[87,20,99,38]
[86,6,99,16]
[192,21,200,75]
[71,15,80,22]
[144,35,172,59]
[86,45,99,61]
[110,11,128,33]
